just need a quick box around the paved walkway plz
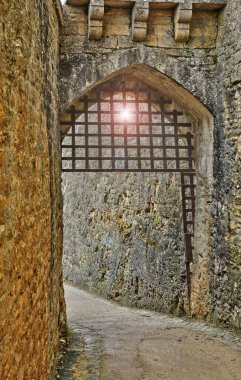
[56,284,241,380]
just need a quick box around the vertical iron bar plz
[97,91,102,170]
[71,105,76,170]
[123,87,128,170]
[160,99,167,170]
[135,89,141,170]
[190,173,196,222]
[84,97,89,170]
[186,262,192,312]
[148,91,154,170]
[173,109,180,171]
[181,172,195,313]
[110,90,115,170]
[186,132,193,171]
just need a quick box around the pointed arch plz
[61,62,214,317]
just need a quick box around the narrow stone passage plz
[56,285,241,380]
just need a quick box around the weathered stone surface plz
[60,0,241,330]
[1,2,240,378]
[174,1,193,43]
[88,0,104,40]
[63,172,187,314]
[61,68,214,317]
[132,1,149,42]
[66,0,225,43]
[0,1,65,378]
[60,5,219,112]
[207,0,241,328]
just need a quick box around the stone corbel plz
[174,1,193,43]
[88,0,104,40]
[132,1,149,42]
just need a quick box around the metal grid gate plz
[61,84,195,307]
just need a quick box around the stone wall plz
[60,3,220,112]
[208,0,241,328]
[60,2,215,316]
[63,172,186,314]
[0,1,65,378]
[60,0,241,328]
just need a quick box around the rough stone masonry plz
[61,0,241,329]
[0,0,240,379]
[0,1,65,379]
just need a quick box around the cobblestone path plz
[56,285,241,380]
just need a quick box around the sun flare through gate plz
[61,81,196,309]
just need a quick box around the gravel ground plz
[55,284,241,380]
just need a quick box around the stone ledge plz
[132,1,149,41]
[64,0,226,42]
[88,0,104,40]
[174,1,192,43]
[67,0,226,10]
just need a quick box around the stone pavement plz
[56,284,241,380]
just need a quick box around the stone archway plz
[60,64,214,317]
[60,46,217,114]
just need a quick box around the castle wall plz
[208,0,241,327]
[0,1,65,378]
[59,1,241,325]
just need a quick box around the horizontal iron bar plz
[62,133,193,138]
[77,89,170,94]
[65,97,172,105]
[61,122,192,127]
[65,110,184,116]
[182,173,196,177]
[62,157,194,161]
[62,168,195,173]
[62,145,194,149]
[69,99,172,105]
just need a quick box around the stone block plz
[144,34,158,47]
[89,0,104,20]
[151,23,172,37]
[132,21,148,42]
[88,0,104,40]
[132,1,149,42]
[174,1,193,43]
[157,36,184,49]
[117,35,134,48]
[104,22,130,37]
[89,19,103,40]
[102,36,118,48]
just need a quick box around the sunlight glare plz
[122,109,130,121]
